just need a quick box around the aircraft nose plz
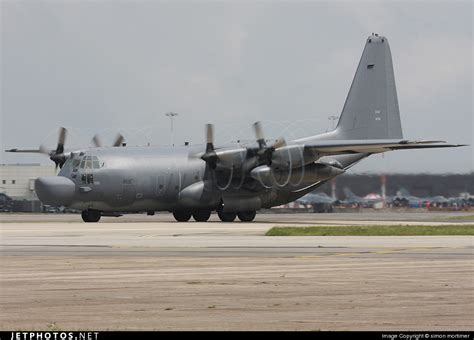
[35,176,75,206]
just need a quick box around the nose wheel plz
[81,209,101,223]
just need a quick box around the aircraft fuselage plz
[40,144,348,214]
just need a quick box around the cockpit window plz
[79,156,101,169]
[93,159,100,169]
[85,158,92,169]
[61,158,74,171]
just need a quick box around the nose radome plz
[35,176,75,206]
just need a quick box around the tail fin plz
[343,187,357,199]
[335,34,403,140]
[397,188,410,197]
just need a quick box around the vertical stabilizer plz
[343,187,357,199]
[335,34,403,139]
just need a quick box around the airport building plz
[0,164,55,200]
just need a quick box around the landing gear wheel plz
[217,210,237,222]
[237,211,256,222]
[81,209,101,223]
[173,211,192,222]
[193,211,211,222]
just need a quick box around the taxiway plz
[1,212,473,330]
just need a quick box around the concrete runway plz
[1,212,473,330]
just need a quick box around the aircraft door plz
[156,175,166,197]
[121,179,137,205]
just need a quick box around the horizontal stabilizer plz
[304,140,466,155]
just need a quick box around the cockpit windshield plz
[79,156,101,169]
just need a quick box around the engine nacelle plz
[271,144,306,169]
[178,180,219,209]
[250,162,344,187]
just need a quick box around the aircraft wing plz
[303,140,466,155]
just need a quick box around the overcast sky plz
[1,0,472,174]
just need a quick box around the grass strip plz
[265,224,474,236]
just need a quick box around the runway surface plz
[1,212,473,330]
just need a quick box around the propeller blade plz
[113,134,125,147]
[201,124,218,168]
[92,135,102,148]
[5,147,49,154]
[55,127,67,154]
[253,121,266,148]
[58,127,67,145]
[39,144,51,155]
[205,124,214,153]
[252,123,287,167]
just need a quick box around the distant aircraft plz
[338,187,384,208]
[391,188,427,208]
[429,195,450,207]
[297,192,336,213]
[6,34,465,222]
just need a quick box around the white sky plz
[1,0,472,174]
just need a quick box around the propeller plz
[92,135,102,148]
[38,127,68,170]
[197,121,301,190]
[6,127,126,170]
[252,121,286,166]
[6,127,68,170]
[113,134,125,147]
[92,133,125,148]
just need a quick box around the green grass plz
[265,224,474,236]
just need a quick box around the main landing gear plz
[172,210,257,222]
[237,211,257,222]
[81,209,101,223]
[171,210,212,222]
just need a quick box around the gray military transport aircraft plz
[6,34,465,222]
